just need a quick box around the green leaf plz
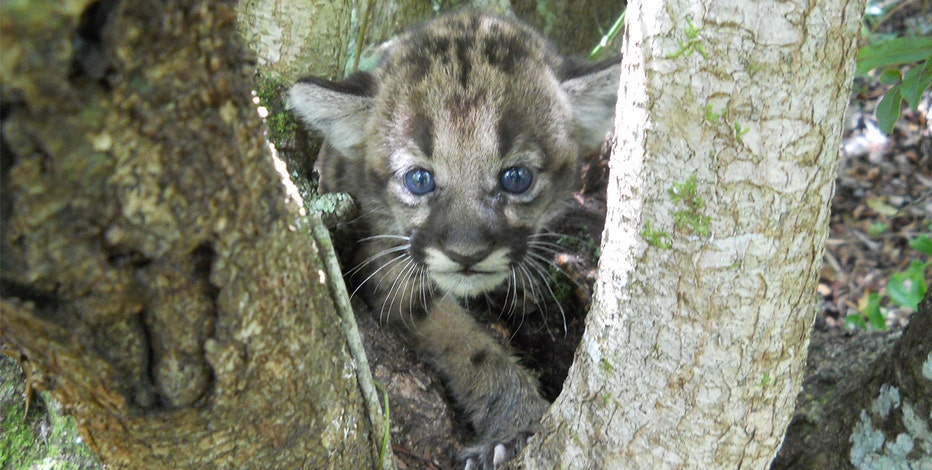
[900,58,932,110]
[887,260,929,310]
[875,85,903,134]
[866,196,898,216]
[868,222,888,237]
[864,293,887,330]
[856,36,932,76]
[845,313,867,330]
[909,234,932,256]
[878,68,903,85]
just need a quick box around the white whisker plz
[345,244,409,277]
[523,257,568,337]
[352,252,407,301]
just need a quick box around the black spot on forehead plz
[480,25,530,75]
[454,37,471,87]
[498,107,527,158]
[409,114,434,158]
[404,50,434,83]
[391,13,543,85]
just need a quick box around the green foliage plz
[845,292,887,331]
[733,122,750,141]
[254,77,297,144]
[909,232,932,255]
[856,31,932,134]
[373,381,392,466]
[556,234,600,260]
[548,265,573,303]
[759,372,773,388]
[641,220,672,249]
[704,104,725,124]
[855,36,932,77]
[867,222,890,237]
[887,260,930,310]
[669,175,711,237]
[0,356,100,470]
[868,221,889,237]
[666,17,708,60]
[1,402,37,469]
[589,10,625,60]
[848,225,932,330]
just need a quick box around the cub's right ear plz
[287,72,376,157]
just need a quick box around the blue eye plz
[404,168,435,195]
[500,166,533,194]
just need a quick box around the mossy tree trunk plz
[1,1,377,467]
[521,0,866,467]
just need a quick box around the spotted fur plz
[289,11,618,469]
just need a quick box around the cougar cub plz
[288,11,618,468]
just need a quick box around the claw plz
[493,444,508,468]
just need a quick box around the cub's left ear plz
[561,59,621,150]
[287,72,376,159]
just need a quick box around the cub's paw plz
[461,430,534,470]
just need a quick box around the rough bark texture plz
[1,1,376,467]
[521,0,865,467]
[773,291,932,469]
[236,0,355,81]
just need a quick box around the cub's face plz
[289,12,619,298]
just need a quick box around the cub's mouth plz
[430,270,510,298]
[424,247,512,297]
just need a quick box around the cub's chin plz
[430,270,510,298]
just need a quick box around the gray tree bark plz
[774,290,932,469]
[1,1,378,467]
[236,0,356,81]
[521,0,866,467]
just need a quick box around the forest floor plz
[820,73,931,330]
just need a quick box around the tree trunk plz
[773,289,932,469]
[521,0,865,467]
[1,1,377,467]
[236,0,355,81]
